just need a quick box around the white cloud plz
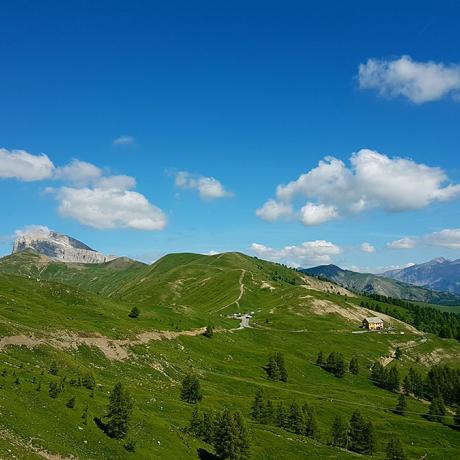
[299,203,338,226]
[53,186,167,231]
[113,136,135,146]
[250,240,341,267]
[175,171,232,200]
[0,148,55,181]
[359,55,460,103]
[55,159,102,186]
[255,199,293,221]
[360,242,375,253]
[257,149,460,226]
[386,237,417,249]
[425,228,460,249]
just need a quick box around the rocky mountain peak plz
[12,227,117,264]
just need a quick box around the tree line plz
[360,296,460,340]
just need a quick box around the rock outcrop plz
[12,228,116,264]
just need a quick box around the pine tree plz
[387,367,400,392]
[128,306,140,318]
[386,437,406,460]
[428,396,446,423]
[402,375,411,395]
[288,402,305,435]
[364,420,376,455]
[395,347,402,360]
[348,410,368,454]
[251,388,265,422]
[189,406,204,437]
[233,411,251,459]
[66,396,76,409]
[395,394,407,416]
[275,402,287,429]
[215,409,238,460]
[330,414,348,448]
[49,361,59,376]
[81,402,88,425]
[180,374,203,403]
[48,381,59,398]
[349,357,359,375]
[105,383,133,439]
[263,400,274,425]
[370,361,385,384]
[82,372,96,390]
[275,352,288,382]
[202,410,217,445]
[316,351,324,366]
[303,403,318,438]
[266,355,280,381]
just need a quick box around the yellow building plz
[362,317,384,330]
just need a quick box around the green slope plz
[0,252,459,459]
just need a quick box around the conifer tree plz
[233,410,251,459]
[275,352,288,382]
[330,414,348,448]
[180,374,203,403]
[202,410,217,445]
[386,437,406,460]
[263,400,274,425]
[49,381,59,398]
[266,355,280,381]
[428,396,446,423]
[349,357,359,375]
[387,367,400,392]
[128,306,140,318]
[203,325,214,338]
[189,406,204,437]
[364,420,376,455]
[370,361,385,384]
[395,394,407,416]
[251,388,265,422]
[348,410,368,454]
[316,351,324,366]
[81,402,88,425]
[49,361,59,376]
[215,409,238,459]
[105,383,133,439]
[395,347,402,360]
[275,402,287,429]
[66,396,76,409]
[288,402,305,435]
[302,403,318,438]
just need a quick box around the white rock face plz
[12,229,117,264]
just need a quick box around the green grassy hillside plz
[0,252,459,459]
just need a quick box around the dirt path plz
[213,269,246,313]
[0,327,206,362]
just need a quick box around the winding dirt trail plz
[0,327,206,362]
[213,269,246,313]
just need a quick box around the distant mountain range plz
[301,264,460,306]
[383,258,460,295]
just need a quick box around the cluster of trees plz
[361,295,460,340]
[265,352,288,382]
[180,374,203,403]
[316,351,359,378]
[370,362,400,391]
[331,411,376,455]
[251,388,318,438]
[188,406,250,459]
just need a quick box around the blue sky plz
[1,0,460,270]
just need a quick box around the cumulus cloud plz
[55,159,102,186]
[425,228,460,249]
[0,148,55,181]
[250,240,341,267]
[386,237,417,249]
[358,55,460,103]
[52,186,167,230]
[360,242,375,253]
[257,149,460,226]
[113,136,135,146]
[255,199,293,221]
[175,171,232,200]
